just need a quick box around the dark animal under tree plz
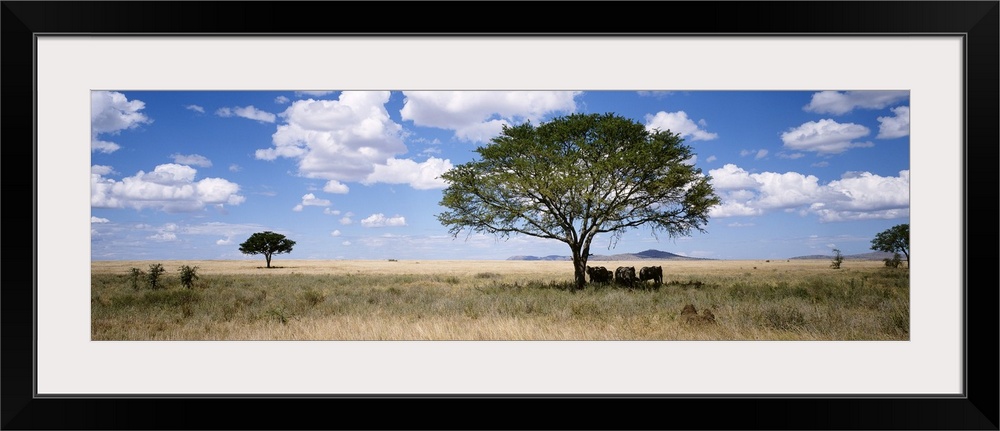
[615,266,637,287]
[639,266,663,286]
[586,265,613,284]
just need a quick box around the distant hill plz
[507,249,900,261]
[506,249,713,261]
[789,251,897,261]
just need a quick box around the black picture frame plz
[4,2,997,430]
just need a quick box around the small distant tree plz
[147,263,166,289]
[239,231,296,268]
[871,223,909,266]
[179,265,199,289]
[830,249,844,269]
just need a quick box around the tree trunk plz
[571,245,588,291]
[265,253,272,268]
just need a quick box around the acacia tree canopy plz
[436,113,721,290]
[239,231,296,268]
[871,223,909,263]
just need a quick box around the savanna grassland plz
[91,259,909,341]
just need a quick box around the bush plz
[830,249,844,269]
[179,265,199,289]
[147,263,166,289]
[128,267,145,290]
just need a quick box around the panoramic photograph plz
[90,89,911,341]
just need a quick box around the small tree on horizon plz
[830,248,844,269]
[239,231,296,268]
[436,113,720,290]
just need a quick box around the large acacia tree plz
[437,113,720,290]
[239,231,296,268]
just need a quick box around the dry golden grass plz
[91,259,907,341]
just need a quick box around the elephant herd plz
[586,265,663,288]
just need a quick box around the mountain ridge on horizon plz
[506,249,712,261]
[506,249,898,261]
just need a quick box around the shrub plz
[127,267,145,290]
[830,249,844,269]
[147,263,166,289]
[178,265,199,289]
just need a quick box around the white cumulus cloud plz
[91,91,151,153]
[803,90,909,115]
[257,91,407,184]
[186,105,205,113]
[810,170,910,221]
[707,164,909,222]
[361,213,406,227]
[706,164,759,190]
[323,180,350,194]
[781,119,873,154]
[92,91,151,134]
[91,163,245,213]
[644,111,718,141]
[92,140,120,154]
[751,171,824,210]
[877,106,910,139]
[91,165,115,175]
[300,193,331,207]
[91,216,110,223]
[710,201,764,217]
[399,91,580,143]
[363,157,454,190]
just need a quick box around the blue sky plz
[90,90,910,261]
